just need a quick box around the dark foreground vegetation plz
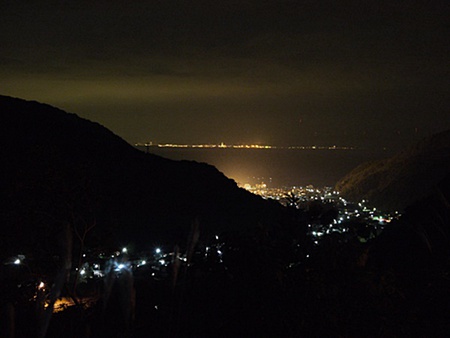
[2,172,450,338]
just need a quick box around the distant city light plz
[135,142,356,151]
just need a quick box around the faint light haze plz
[1,0,449,151]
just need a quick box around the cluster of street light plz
[3,184,402,316]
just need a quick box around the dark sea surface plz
[142,147,393,188]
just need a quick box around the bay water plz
[143,147,392,188]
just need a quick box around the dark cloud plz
[1,0,449,149]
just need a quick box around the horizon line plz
[134,142,356,150]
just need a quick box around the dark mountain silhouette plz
[0,95,284,257]
[336,130,450,211]
[370,172,450,272]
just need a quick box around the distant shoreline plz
[134,145,391,187]
[135,143,356,150]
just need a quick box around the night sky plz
[1,1,449,150]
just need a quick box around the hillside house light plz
[5,255,26,265]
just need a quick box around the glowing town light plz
[38,282,45,290]
[122,247,128,254]
[80,269,86,275]
[14,259,20,265]
[155,248,161,254]
[93,270,104,277]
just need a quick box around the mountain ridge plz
[0,95,284,256]
[336,129,450,211]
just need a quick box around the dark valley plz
[1,96,450,337]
